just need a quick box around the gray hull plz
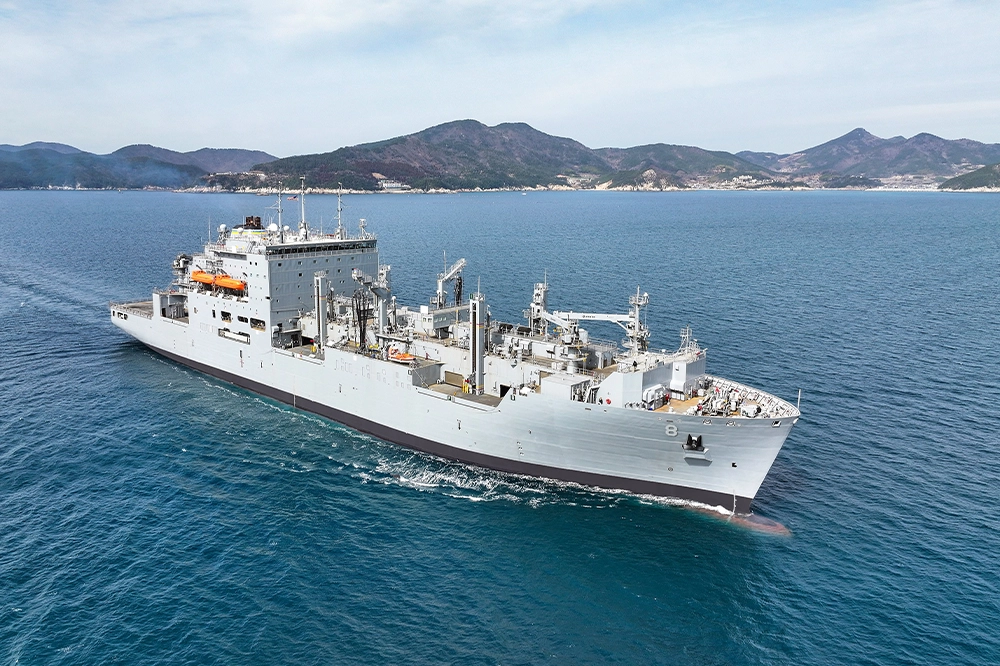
[113,306,794,513]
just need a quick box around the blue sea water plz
[1,190,998,665]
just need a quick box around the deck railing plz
[704,375,799,418]
[111,301,153,319]
[109,302,153,319]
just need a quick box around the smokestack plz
[469,291,486,395]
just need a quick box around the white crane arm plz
[539,310,573,329]
[438,258,467,283]
[552,311,631,324]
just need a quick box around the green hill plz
[246,121,781,191]
[597,144,775,188]
[110,145,276,173]
[6,124,1000,191]
[939,163,1000,190]
[250,120,611,190]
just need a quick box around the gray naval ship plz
[111,190,799,512]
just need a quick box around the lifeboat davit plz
[190,271,246,291]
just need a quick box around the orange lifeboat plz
[214,276,247,291]
[388,349,417,364]
[190,271,246,291]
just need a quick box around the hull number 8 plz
[665,425,678,437]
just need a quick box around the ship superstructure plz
[111,189,799,512]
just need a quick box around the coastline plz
[4,184,997,194]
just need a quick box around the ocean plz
[1,190,998,664]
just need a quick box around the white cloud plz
[1,0,998,153]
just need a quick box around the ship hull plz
[151,343,758,511]
[113,304,794,513]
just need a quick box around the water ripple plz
[1,190,998,665]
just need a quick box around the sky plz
[1,0,999,156]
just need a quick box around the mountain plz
[939,163,1000,190]
[733,150,786,171]
[242,120,786,191]
[4,124,1000,191]
[0,148,207,189]
[249,120,611,190]
[738,128,1000,181]
[0,141,83,154]
[109,145,277,173]
[596,144,778,188]
[0,143,276,189]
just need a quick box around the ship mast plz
[275,185,283,229]
[335,183,345,239]
[627,286,649,355]
[299,176,308,239]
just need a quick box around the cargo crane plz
[432,257,466,309]
[531,283,650,356]
[352,265,393,335]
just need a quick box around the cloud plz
[1,0,998,154]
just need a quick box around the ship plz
[110,187,799,512]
